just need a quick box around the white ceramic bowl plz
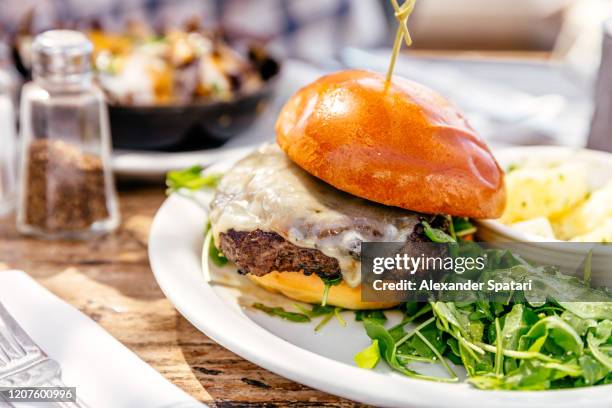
[476,146,612,285]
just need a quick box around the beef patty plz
[218,217,447,280]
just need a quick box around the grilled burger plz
[209,69,506,310]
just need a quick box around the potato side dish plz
[90,29,265,105]
[12,17,274,106]
[500,164,612,242]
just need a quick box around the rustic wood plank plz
[0,186,364,407]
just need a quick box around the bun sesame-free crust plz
[249,272,398,310]
[276,70,506,219]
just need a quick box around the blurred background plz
[1,0,610,68]
[1,0,612,180]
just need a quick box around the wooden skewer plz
[392,0,416,47]
[385,0,417,90]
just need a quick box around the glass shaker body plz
[0,68,17,215]
[17,30,119,239]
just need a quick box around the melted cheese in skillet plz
[209,144,422,287]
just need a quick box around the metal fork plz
[0,302,87,407]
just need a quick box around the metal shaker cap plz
[31,30,93,83]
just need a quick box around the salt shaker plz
[0,45,17,215]
[17,30,120,239]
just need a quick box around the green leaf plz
[469,360,554,390]
[209,234,228,266]
[311,304,335,317]
[166,166,222,193]
[363,318,409,373]
[590,320,612,346]
[402,303,432,322]
[560,310,597,337]
[411,327,445,359]
[363,318,456,382]
[519,266,612,308]
[421,221,455,243]
[397,319,445,360]
[494,318,504,376]
[519,316,583,356]
[252,303,311,322]
[579,355,609,385]
[334,307,346,326]
[586,321,612,370]
[315,312,335,332]
[452,217,477,237]
[355,310,387,325]
[414,329,457,379]
[501,304,536,351]
[445,337,463,365]
[559,302,612,321]
[320,276,342,306]
[431,302,484,344]
[355,340,380,369]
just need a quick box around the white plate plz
[148,153,612,408]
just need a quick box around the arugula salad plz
[253,228,612,391]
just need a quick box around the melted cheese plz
[209,144,422,287]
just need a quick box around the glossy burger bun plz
[248,272,398,310]
[276,69,506,219]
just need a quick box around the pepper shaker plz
[17,30,120,239]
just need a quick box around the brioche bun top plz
[276,69,506,219]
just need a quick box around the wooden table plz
[0,185,365,407]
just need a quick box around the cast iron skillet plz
[108,74,279,151]
[13,42,281,151]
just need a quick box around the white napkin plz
[0,270,205,408]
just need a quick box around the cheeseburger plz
[208,69,506,310]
